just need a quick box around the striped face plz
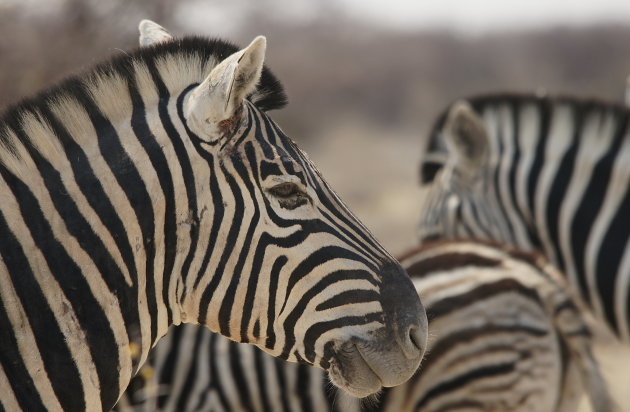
[180,97,427,396]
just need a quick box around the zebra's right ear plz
[138,20,173,46]
[443,101,488,176]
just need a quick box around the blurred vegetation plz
[3,0,630,252]
[2,0,630,141]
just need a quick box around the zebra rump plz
[116,240,613,412]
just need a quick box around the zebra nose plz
[379,262,428,360]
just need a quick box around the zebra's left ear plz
[443,101,488,175]
[138,20,173,46]
[184,36,266,144]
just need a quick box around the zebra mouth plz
[327,332,424,398]
[327,341,382,398]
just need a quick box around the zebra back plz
[116,240,614,411]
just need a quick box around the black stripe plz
[414,362,515,411]
[230,341,255,412]
[260,160,283,181]
[176,328,206,411]
[265,256,288,350]
[128,76,178,327]
[304,312,384,364]
[296,364,313,412]
[526,100,550,218]
[0,192,85,410]
[490,108,517,242]
[0,166,120,410]
[253,346,273,412]
[205,334,230,410]
[405,252,501,278]
[273,357,293,412]
[571,111,627,322]
[597,181,630,333]
[156,326,180,409]
[166,85,201,290]
[0,281,48,411]
[218,155,261,338]
[428,278,543,320]
[315,290,381,312]
[73,85,160,346]
[198,163,244,328]
[507,102,531,235]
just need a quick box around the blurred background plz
[3,0,630,254]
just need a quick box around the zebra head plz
[140,21,427,397]
[417,101,499,242]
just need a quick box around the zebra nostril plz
[400,324,425,360]
[409,325,423,351]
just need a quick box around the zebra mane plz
[426,92,630,154]
[0,36,288,158]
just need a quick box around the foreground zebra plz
[418,94,630,341]
[116,240,613,412]
[0,21,428,411]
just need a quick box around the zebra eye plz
[268,182,310,210]
[269,182,300,198]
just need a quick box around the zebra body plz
[418,94,630,340]
[0,21,426,411]
[117,240,613,412]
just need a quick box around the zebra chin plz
[327,331,424,398]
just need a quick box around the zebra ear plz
[443,101,488,175]
[184,36,266,143]
[138,20,173,46]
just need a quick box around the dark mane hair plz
[0,36,288,153]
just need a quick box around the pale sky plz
[337,0,630,32]
[176,0,630,36]
[5,0,630,34]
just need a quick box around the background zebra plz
[418,94,630,341]
[116,240,614,412]
[0,20,427,411]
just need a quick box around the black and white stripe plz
[116,240,613,412]
[0,23,426,411]
[418,94,630,340]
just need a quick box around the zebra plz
[417,93,630,341]
[115,240,615,412]
[0,20,428,411]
